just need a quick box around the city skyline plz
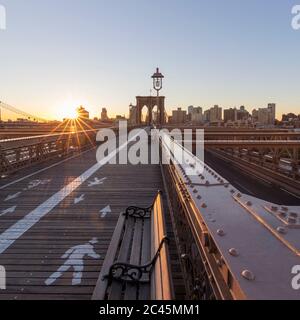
[0,0,300,120]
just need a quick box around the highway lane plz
[205,151,300,206]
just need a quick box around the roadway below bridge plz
[204,151,300,206]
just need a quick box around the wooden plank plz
[124,219,143,300]
[153,198,163,300]
[108,218,134,300]
[0,144,178,300]
[92,213,126,300]
[156,193,173,300]
[150,201,157,300]
[139,219,151,300]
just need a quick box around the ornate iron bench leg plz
[103,236,169,283]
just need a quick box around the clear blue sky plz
[0,0,299,119]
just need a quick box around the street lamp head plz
[151,67,164,95]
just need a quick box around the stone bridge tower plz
[135,95,165,125]
[134,68,165,126]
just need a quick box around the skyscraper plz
[101,108,109,121]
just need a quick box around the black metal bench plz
[92,191,174,300]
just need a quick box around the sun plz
[55,99,80,120]
[62,104,78,120]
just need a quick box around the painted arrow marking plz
[0,206,17,217]
[100,205,111,218]
[88,177,107,187]
[4,192,21,202]
[74,194,85,205]
[24,179,52,191]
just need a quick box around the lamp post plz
[151,68,164,97]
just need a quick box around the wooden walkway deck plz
[0,147,184,300]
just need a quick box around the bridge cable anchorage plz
[0,101,48,123]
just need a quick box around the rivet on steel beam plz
[281,207,289,212]
[277,227,287,235]
[201,203,207,208]
[278,211,287,218]
[197,195,202,200]
[217,229,226,237]
[230,189,235,194]
[289,212,298,218]
[246,201,252,207]
[237,193,242,198]
[229,248,239,257]
[288,217,297,224]
[271,206,278,212]
[193,189,198,194]
[205,181,210,186]
[241,270,255,281]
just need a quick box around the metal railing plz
[0,129,101,176]
[159,133,238,300]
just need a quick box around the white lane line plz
[0,147,96,190]
[0,131,141,255]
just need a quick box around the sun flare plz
[61,103,78,120]
[55,98,82,120]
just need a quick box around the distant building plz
[237,106,249,121]
[115,115,126,120]
[203,109,210,122]
[210,105,222,122]
[101,108,109,121]
[188,106,194,115]
[129,104,137,125]
[252,104,276,126]
[268,103,276,124]
[171,108,187,124]
[191,107,203,124]
[252,109,259,123]
[224,108,237,123]
[186,106,193,121]
[224,106,249,123]
[77,106,89,119]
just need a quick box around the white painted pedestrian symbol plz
[87,177,107,187]
[45,238,100,286]
[74,194,85,205]
[4,192,21,202]
[0,206,17,217]
[100,205,111,218]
